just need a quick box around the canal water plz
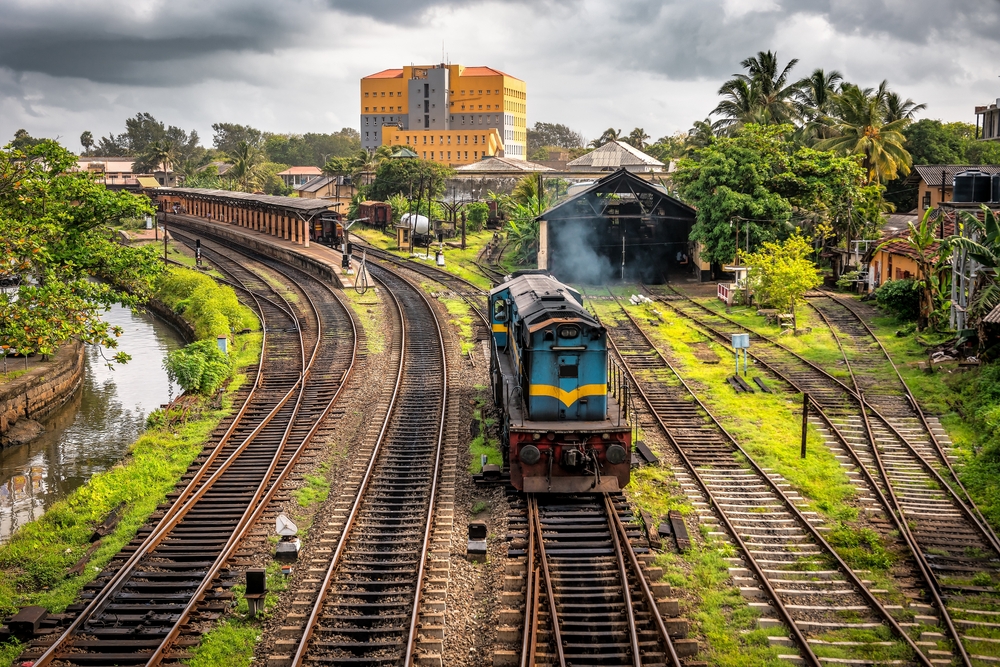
[0,305,184,542]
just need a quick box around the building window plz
[448,151,451,160]
[439,152,443,160]
[474,136,478,144]
[478,105,483,110]
[474,151,478,159]
[464,151,468,159]
[923,191,932,209]
[423,136,427,144]
[479,90,482,94]
[389,92,394,97]
[365,107,369,111]
[381,91,385,96]
[423,151,427,159]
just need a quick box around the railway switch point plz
[467,522,488,562]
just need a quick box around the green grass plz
[293,466,331,508]
[341,289,385,354]
[164,240,225,281]
[185,619,259,667]
[0,327,261,630]
[438,295,476,356]
[470,500,490,515]
[469,386,501,474]
[654,545,787,666]
[0,369,28,384]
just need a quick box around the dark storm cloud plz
[550,0,1000,81]
[0,0,302,86]
[323,0,575,23]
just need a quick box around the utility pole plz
[940,169,947,240]
[461,210,467,250]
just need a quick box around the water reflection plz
[0,305,183,542]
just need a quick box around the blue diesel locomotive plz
[488,271,631,493]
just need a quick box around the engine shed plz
[536,168,702,283]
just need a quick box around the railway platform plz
[163,214,367,288]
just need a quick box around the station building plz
[536,169,701,284]
[360,63,526,165]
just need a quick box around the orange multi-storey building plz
[360,63,526,165]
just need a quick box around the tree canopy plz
[0,140,163,362]
[673,124,878,265]
[367,158,454,203]
[526,122,584,156]
[744,233,822,329]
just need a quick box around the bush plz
[835,270,861,291]
[164,339,232,394]
[155,267,257,340]
[874,278,921,320]
[465,202,490,232]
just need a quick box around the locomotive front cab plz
[526,321,608,421]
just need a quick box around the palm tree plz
[350,147,391,186]
[625,128,650,150]
[685,119,715,153]
[712,51,801,134]
[883,90,927,122]
[877,208,946,330]
[818,84,913,184]
[794,68,842,143]
[589,128,621,148]
[226,141,265,192]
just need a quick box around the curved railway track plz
[646,285,1000,666]
[518,493,682,667]
[285,260,449,666]
[22,233,358,666]
[596,292,932,667]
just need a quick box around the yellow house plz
[360,63,526,165]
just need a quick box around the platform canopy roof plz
[156,187,335,215]
[538,168,694,222]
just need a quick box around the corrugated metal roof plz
[278,166,322,176]
[136,176,160,188]
[157,187,334,213]
[455,156,553,172]
[910,164,1000,185]
[364,68,404,79]
[566,141,664,169]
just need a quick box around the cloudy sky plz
[1,0,998,151]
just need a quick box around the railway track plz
[516,493,683,667]
[596,293,933,667]
[285,260,449,665]
[646,285,1000,665]
[21,232,358,666]
[356,245,490,342]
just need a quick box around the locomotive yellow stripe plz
[529,383,607,407]
[492,323,508,333]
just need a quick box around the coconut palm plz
[712,51,801,134]
[818,84,913,184]
[589,128,621,148]
[877,207,947,330]
[793,68,843,143]
[134,139,177,175]
[225,141,265,192]
[883,90,927,122]
[625,127,650,150]
[685,119,715,153]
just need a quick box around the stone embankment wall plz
[0,341,85,439]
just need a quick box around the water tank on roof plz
[992,174,1000,203]
[953,170,992,203]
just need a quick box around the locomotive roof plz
[491,273,599,332]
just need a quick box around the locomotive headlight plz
[519,444,541,465]
[606,444,628,465]
[532,433,541,440]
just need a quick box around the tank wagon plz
[489,271,631,493]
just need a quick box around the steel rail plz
[148,237,361,665]
[653,285,1000,552]
[30,238,306,667]
[810,292,1000,555]
[520,494,538,667]
[603,494,643,667]
[604,494,683,667]
[809,300,972,667]
[288,257,448,667]
[600,293,934,667]
[530,495,567,667]
[650,286,982,666]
